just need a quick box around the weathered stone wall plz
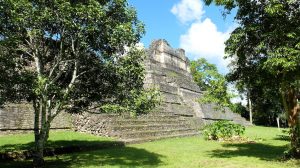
[73,112,201,143]
[149,40,190,73]
[0,103,71,134]
[72,113,115,137]
[201,103,251,125]
[145,39,250,126]
[73,41,216,141]
[144,39,204,118]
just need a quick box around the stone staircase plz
[73,112,200,144]
[72,40,250,143]
[201,104,252,126]
[109,113,200,143]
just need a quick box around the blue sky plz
[128,0,237,73]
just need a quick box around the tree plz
[230,66,284,126]
[237,80,284,126]
[190,58,233,110]
[0,0,145,167]
[204,0,300,157]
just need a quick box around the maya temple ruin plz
[0,39,250,143]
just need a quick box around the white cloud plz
[171,0,205,24]
[171,0,236,73]
[180,18,229,59]
[179,18,233,73]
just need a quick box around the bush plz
[202,120,245,141]
[100,88,161,117]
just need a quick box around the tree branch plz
[33,100,40,139]
[49,28,65,79]
[65,60,78,97]
[48,58,61,79]
[27,34,43,76]
[48,60,79,122]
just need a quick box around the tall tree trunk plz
[249,97,253,124]
[281,87,300,157]
[247,91,253,124]
[33,134,45,168]
[33,99,50,168]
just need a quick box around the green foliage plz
[205,0,300,156]
[190,58,234,110]
[126,89,161,116]
[0,0,145,165]
[202,120,245,141]
[99,104,128,114]
[190,58,220,91]
[68,47,147,113]
[100,88,161,117]
[0,0,145,107]
[80,47,161,116]
[283,127,300,159]
[230,102,249,119]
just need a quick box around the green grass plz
[0,131,114,152]
[1,126,300,168]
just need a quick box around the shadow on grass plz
[0,139,115,152]
[207,142,287,161]
[57,146,164,168]
[0,140,125,161]
[0,140,164,168]
[273,134,290,141]
[0,142,35,152]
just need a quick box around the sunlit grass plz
[1,126,299,168]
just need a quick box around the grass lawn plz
[1,126,300,168]
[0,131,114,153]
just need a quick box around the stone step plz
[121,112,185,118]
[88,112,178,119]
[112,123,191,132]
[120,115,182,120]
[122,132,200,144]
[120,128,197,139]
[139,111,175,116]
[111,119,191,125]
[231,117,252,126]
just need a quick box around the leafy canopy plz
[0,0,148,166]
[0,0,145,110]
[190,58,233,110]
[204,0,300,157]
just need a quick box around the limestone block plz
[159,84,178,95]
[161,93,182,104]
[0,103,71,133]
